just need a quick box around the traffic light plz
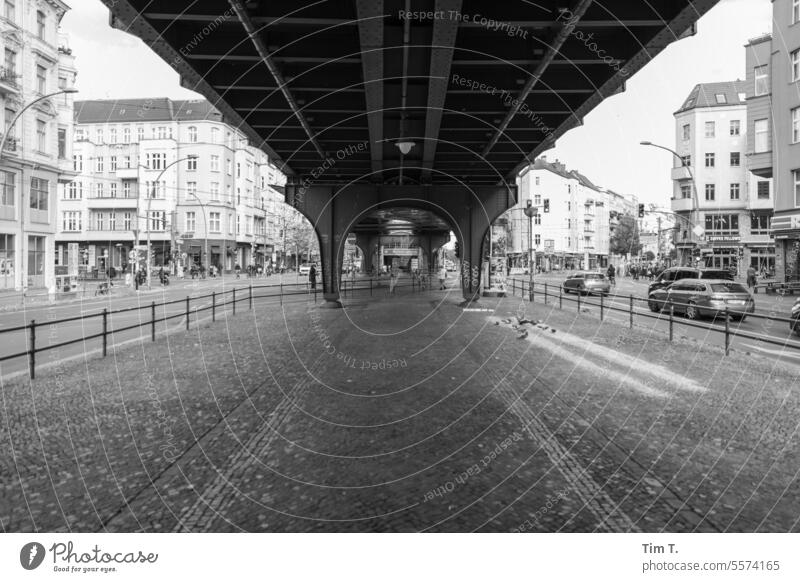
[454,241,461,258]
[638,204,645,218]
[543,199,550,213]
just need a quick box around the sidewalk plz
[2,288,799,532]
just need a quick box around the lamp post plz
[143,155,197,288]
[183,190,208,278]
[523,199,538,302]
[0,88,78,292]
[640,141,703,266]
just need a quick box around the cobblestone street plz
[2,289,800,533]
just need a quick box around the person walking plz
[606,263,616,286]
[438,264,447,290]
[309,264,317,290]
[388,267,398,295]
[746,265,757,289]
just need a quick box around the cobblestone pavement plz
[2,285,799,532]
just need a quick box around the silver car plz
[562,272,611,296]
[648,279,755,321]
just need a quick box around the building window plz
[57,128,66,159]
[750,214,771,235]
[730,183,740,200]
[210,155,220,172]
[123,182,131,198]
[793,107,800,144]
[36,10,45,39]
[95,157,104,173]
[109,183,117,198]
[149,211,165,231]
[705,153,715,167]
[211,127,220,143]
[226,158,232,175]
[755,65,769,96]
[795,0,800,23]
[730,152,740,167]
[715,93,727,104]
[137,126,144,141]
[236,214,240,234]
[705,184,715,201]
[705,214,739,236]
[188,126,197,143]
[754,119,769,152]
[66,181,81,199]
[236,162,241,178]
[680,185,692,199]
[94,183,104,198]
[534,234,541,246]
[145,181,165,198]
[4,47,16,79]
[95,128,103,143]
[705,121,715,138]
[110,156,117,171]
[72,155,82,172]
[228,212,233,235]
[62,211,81,232]
[534,214,541,225]
[1,171,14,206]
[4,0,14,22]
[680,155,691,167]
[29,177,48,211]
[210,182,220,201]
[123,212,132,230]
[792,49,800,83]
[186,181,197,199]
[730,120,740,136]
[122,127,130,143]
[187,156,197,171]
[186,211,196,232]
[794,170,800,207]
[27,236,45,277]
[36,119,46,152]
[109,212,116,231]
[682,124,690,141]
[534,194,541,205]
[756,181,769,199]
[209,212,221,232]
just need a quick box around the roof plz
[74,98,224,124]
[676,80,749,113]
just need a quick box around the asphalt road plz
[507,273,800,367]
[0,275,314,379]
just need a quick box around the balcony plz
[746,151,772,178]
[116,168,139,180]
[671,166,693,181]
[0,67,20,95]
[671,197,694,212]
[87,196,139,208]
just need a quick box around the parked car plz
[298,264,311,276]
[647,279,755,321]
[791,298,800,336]
[648,267,733,295]
[562,272,610,296]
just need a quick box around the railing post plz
[151,301,156,342]
[185,296,190,331]
[370,277,373,296]
[544,283,548,305]
[280,280,283,305]
[233,287,237,315]
[102,308,108,357]
[577,290,581,312]
[559,285,563,309]
[212,292,216,322]
[669,304,674,342]
[600,293,604,322]
[28,319,36,380]
[724,308,730,356]
[629,295,634,329]
[249,283,253,310]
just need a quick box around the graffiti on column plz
[787,241,800,281]
[460,259,481,292]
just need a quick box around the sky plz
[60,0,773,208]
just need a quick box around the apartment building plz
[509,157,619,271]
[745,0,800,282]
[57,98,288,276]
[0,0,76,291]
[671,80,774,271]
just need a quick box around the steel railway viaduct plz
[102,0,717,305]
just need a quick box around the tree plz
[609,215,642,256]
[644,250,656,261]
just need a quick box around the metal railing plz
[506,279,800,357]
[2,274,434,380]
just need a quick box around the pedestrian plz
[606,263,616,286]
[746,265,756,288]
[389,267,398,295]
[235,263,241,279]
[309,264,317,290]
[438,264,447,290]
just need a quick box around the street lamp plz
[0,88,78,292]
[183,189,208,279]
[523,199,538,302]
[640,141,704,265]
[142,155,198,288]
